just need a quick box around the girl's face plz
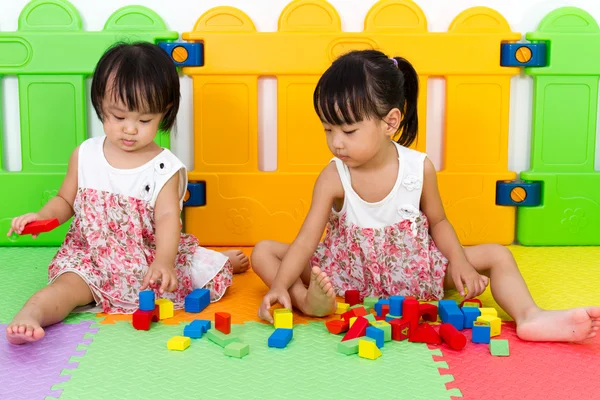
[102,96,164,153]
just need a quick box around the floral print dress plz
[48,136,232,314]
[310,142,448,301]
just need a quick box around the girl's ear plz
[383,107,402,138]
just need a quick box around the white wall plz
[2,0,600,173]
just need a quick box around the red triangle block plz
[409,323,442,345]
[341,316,369,341]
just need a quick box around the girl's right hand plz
[7,213,41,237]
[258,286,292,324]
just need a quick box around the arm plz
[420,157,486,299]
[8,146,79,236]
[272,162,343,291]
[140,172,182,293]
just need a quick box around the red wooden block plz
[352,306,368,317]
[409,323,442,345]
[380,304,390,317]
[402,298,420,333]
[215,312,231,334]
[341,310,355,321]
[344,290,360,306]
[375,315,387,321]
[132,306,159,331]
[460,298,482,308]
[419,303,438,322]
[341,316,369,341]
[389,318,411,341]
[21,218,59,235]
[326,319,349,335]
[439,323,466,350]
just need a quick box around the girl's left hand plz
[141,262,178,294]
[449,261,488,300]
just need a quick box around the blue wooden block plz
[439,300,464,330]
[366,326,384,348]
[500,43,547,67]
[389,296,404,316]
[374,299,390,316]
[462,307,482,329]
[268,328,293,348]
[472,323,491,344]
[437,300,455,322]
[139,290,155,311]
[185,289,210,313]
[158,41,204,67]
[188,319,211,333]
[184,324,203,339]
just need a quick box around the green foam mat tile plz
[53,321,458,399]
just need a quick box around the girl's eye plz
[140,120,151,124]
[113,115,124,121]
[343,130,357,134]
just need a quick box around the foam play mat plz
[1,246,599,400]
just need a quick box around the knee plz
[250,240,274,270]
[491,244,515,266]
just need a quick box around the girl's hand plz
[258,286,292,324]
[449,261,488,300]
[7,213,41,238]
[141,261,178,294]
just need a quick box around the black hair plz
[313,49,419,147]
[91,42,180,132]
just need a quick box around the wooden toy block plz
[132,306,159,330]
[460,298,482,308]
[368,320,391,342]
[274,308,293,329]
[389,296,404,316]
[344,289,361,306]
[440,323,467,350]
[389,318,410,341]
[477,315,501,337]
[326,319,349,335]
[207,329,239,348]
[472,322,491,343]
[479,308,498,317]
[337,337,361,355]
[365,314,376,323]
[358,339,382,360]
[385,314,401,322]
[402,298,420,333]
[196,319,211,333]
[215,312,231,334]
[366,326,384,348]
[349,317,357,328]
[167,336,190,351]
[363,296,379,311]
[155,299,174,319]
[21,218,59,235]
[342,316,369,341]
[224,342,250,358]
[335,302,350,315]
[349,306,368,317]
[490,339,510,356]
[184,319,210,338]
[268,328,293,348]
[462,307,481,328]
[375,315,387,321]
[374,299,390,316]
[409,323,442,345]
[419,303,438,322]
[184,288,210,313]
[139,290,155,311]
[438,300,464,330]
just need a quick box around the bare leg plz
[251,240,336,317]
[6,272,93,345]
[220,250,250,274]
[445,244,600,342]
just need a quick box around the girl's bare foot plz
[301,267,336,317]
[6,318,46,345]
[222,250,250,274]
[517,306,600,342]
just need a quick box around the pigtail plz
[393,57,419,147]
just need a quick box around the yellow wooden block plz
[479,308,498,317]
[477,315,502,337]
[274,308,293,329]
[349,317,357,328]
[167,336,191,351]
[358,339,382,360]
[155,299,174,320]
[335,303,349,315]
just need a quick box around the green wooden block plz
[365,314,376,323]
[490,339,510,356]
[337,337,376,355]
[363,297,379,311]
[370,321,392,342]
[207,330,239,348]
[224,342,249,358]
